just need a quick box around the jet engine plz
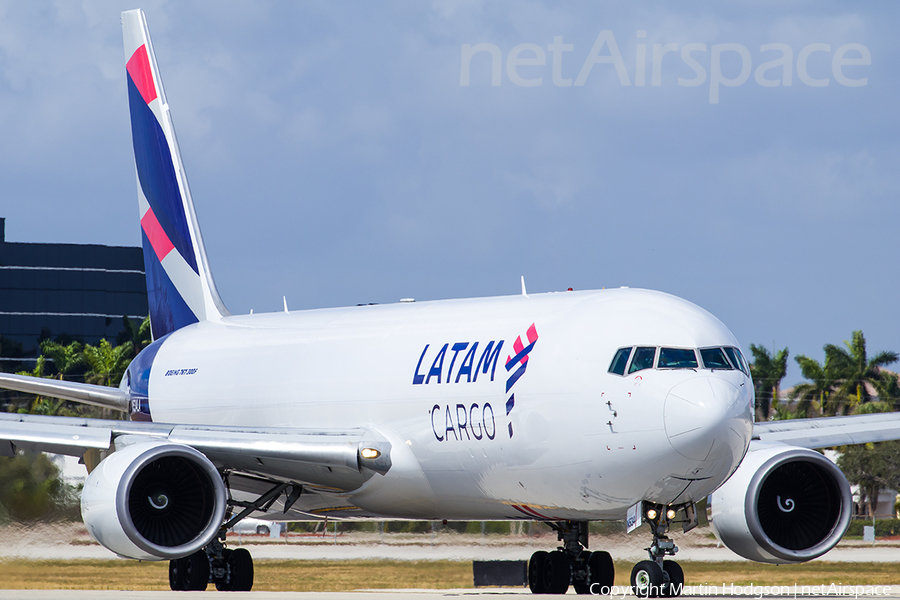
[81,440,227,560]
[708,442,851,564]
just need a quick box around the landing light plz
[361,447,381,460]
[666,508,677,520]
[646,508,658,520]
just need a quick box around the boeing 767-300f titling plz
[2,8,900,595]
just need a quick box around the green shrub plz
[0,451,79,522]
[844,518,900,538]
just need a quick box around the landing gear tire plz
[631,560,663,598]
[589,550,615,592]
[543,550,571,594]
[226,547,254,591]
[662,560,684,597]
[529,521,612,595]
[528,550,548,594]
[573,550,614,595]
[183,549,210,591]
[528,550,571,594]
[169,558,185,591]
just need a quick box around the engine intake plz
[709,442,851,564]
[81,440,227,560]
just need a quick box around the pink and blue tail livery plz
[122,10,228,339]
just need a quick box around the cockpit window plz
[700,347,732,370]
[658,348,698,369]
[609,345,751,377]
[724,347,749,375]
[608,347,632,376]
[628,347,657,373]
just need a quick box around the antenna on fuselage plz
[283,296,289,313]
[521,276,528,298]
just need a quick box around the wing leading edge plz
[0,372,129,412]
[753,412,900,449]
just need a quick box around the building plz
[0,217,148,355]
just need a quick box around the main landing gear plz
[528,521,615,595]
[169,537,254,591]
[630,503,685,598]
[168,479,300,591]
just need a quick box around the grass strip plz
[678,561,900,587]
[0,559,472,591]
[0,559,898,591]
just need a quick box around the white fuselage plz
[137,287,754,521]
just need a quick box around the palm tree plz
[10,341,85,415]
[790,331,899,416]
[825,331,898,414]
[789,354,836,417]
[15,356,49,414]
[12,356,70,415]
[39,340,85,381]
[749,344,789,422]
[117,315,152,353]
[84,339,133,388]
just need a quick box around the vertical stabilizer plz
[122,9,229,339]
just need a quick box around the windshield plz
[628,347,657,373]
[724,347,749,375]
[700,347,732,370]
[608,345,751,377]
[608,347,632,375]
[658,348,698,369]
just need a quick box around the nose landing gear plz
[630,503,685,598]
[527,521,615,595]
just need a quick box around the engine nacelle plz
[81,440,227,560]
[709,442,851,564]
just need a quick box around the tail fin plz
[122,9,229,340]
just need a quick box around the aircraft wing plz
[0,372,129,411]
[753,412,900,449]
[0,412,392,492]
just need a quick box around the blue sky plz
[1,2,897,385]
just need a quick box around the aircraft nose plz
[664,377,750,461]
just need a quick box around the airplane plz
[2,7,900,595]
